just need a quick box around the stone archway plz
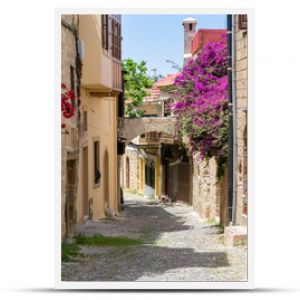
[118,117,176,144]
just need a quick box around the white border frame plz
[55,7,254,290]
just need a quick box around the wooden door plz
[165,162,175,200]
[177,161,192,204]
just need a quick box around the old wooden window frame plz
[93,137,101,188]
[238,14,248,30]
[101,15,109,51]
[83,111,88,131]
[111,18,121,59]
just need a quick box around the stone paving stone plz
[62,193,247,281]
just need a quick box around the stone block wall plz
[140,102,163,117]
[124,147,139,191]
[192,157,218,221]
[234,16,248,226]
[61,15,79,239]
[192,156,229,225]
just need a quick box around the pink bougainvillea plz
[172,40,229,176]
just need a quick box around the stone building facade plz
[61,15,80,239]
[76,15,122,223]
[189,156,229,225]
[234,15,248,226]
[192,158,220,221]
[61,14,123,240]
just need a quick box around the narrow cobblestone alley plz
[62,193,247,281]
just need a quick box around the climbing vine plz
[171,40,229,177]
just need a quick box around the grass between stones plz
[61,234,145,262]
[207,219,224,234]
[61,242,80,262]
[62,234,144,262]
[75,234,144,247]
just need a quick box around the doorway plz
[126,156,130,189]
[104,150,109,210]
[82,147,89,218]
[65,159,77,237]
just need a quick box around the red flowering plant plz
[172,40,229,178]
[61,83,76,128]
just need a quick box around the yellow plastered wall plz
[77,94,118,222]
[76,14,119,223]
[155,157,161,196]
[79,15,113,89]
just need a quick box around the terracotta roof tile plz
[156,73,180,87]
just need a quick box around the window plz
[164,99,171,117]
[238,15,247,30]
[70,65,76,110]
[94,140,100,186]
[111,18,121,59]
[101,15,109,51]
[189,23,193,31]
[83,111,88,131]
[70,65,75,91]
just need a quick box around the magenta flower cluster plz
[172,40,229,169]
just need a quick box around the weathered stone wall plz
[192,157,229,225]
[139,102,163,117]
[61,15,79,239]
[234,16,248,226]
[124,147,139,191]
[192,157,219,221]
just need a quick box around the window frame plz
[93,137,101,188]
[83,111,88,131]
[111,18,121,60]
[238,14,248,30]
[101,15,109,51]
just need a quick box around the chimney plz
[182,17,197,65]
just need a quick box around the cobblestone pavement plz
[62,193,247,281]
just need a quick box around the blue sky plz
[122,14,227,77]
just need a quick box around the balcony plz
[79,15,122,93]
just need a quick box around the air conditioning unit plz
[77,39,85,61]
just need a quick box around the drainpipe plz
[227,15,237,225]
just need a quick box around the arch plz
[119,117,176,144]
